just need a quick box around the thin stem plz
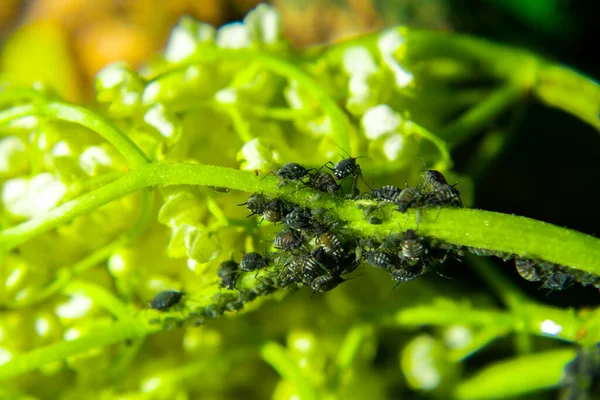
[1,163,600,279]
[162,49,352,152]
[42,102,150,167]
[0,318,159,380]
[465,254,530,310]
[454,347,577,399]
[439,85,524,147]
[376,296,588,344]
[5,190,153,308]
[260,341,320,400]
[403,120,452,169]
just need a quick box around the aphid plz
[207,186,230,193]
[252,277,277,295]
[325,157,362,181]
[310,274,345,292]
[467,247,496,257]
[240,252,267,272]
[283,207,313,230]
[273,229,303,250]
[150,290,184,311]
[364,251,396,271]
[225,300,244,312]
[371,185,401,203]
[276,162,311,181]
[424,170,450,188]
[423,185,463,208]
[543,272,570,290]
[316,231,343,259]
[514,259,542,282]
[218,260,239,290]
[369,216,383,225]
[396,187,421,213]
[241,192,268,217]
[291,254,324,284]
[262,199,287,223]
[399,230,426,265]
[305,171,339,195]
[391,267,423,284]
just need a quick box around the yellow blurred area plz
[1,21,82,102]
[0,0,441,99]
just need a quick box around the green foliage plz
[1,3,600,399]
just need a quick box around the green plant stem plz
[454,347,576,399]
[376,297,594,344]
[0,100,150,167]
[6,189,153,308]
[260,341,320,400]
[2,163,600,278]
[438,85,524,147]
[65,280,132,319]
[0,318,159,380]
[403,120,452,169]
[320,28,600,133]
[465,255,530,310]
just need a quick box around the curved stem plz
[260,341,320,400]
[6,190,153,308]
[1,163,599,278]
[0,101,149,167]
[0,318,159,380]
[439,85,524,147]
[42,102,150,167]
[161,49,352,152]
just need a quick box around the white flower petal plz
[2,173,67,218]
[362,105,402,139]
[343,46,378,76]
[216,23,252,49]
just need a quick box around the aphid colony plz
[213,160,467,296]
[465,247,600,291]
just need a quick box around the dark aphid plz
[371,185,401,203]
[218,260,239,290]
[150,290,184,311]
[369,216,383,225]
[294,254,326,284]
[240,252,267,272]
[262,199,286,223]
[364,251,396,271]
[423,186,463,208]
[277,162,311,181]
[305,171,339,195]
[325,156,362,181]
[277,269,301,288]
[252,277,277,295]
[543,272,570,290]
[225,300,244,312]
[391,267,423,284]
[400,230,426,265]
[467,247,496,257]
[424,170,450,188]
[274,229,303,250]
[310,274,345,292]
[396,187,421,213]
[515,259,542,282]
[240,192,268,217]
[207,186,230,193]
[316,231,343,259]
[283,207,313,230]
[311,247,338,272]
[205,303,226,318]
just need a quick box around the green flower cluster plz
[1,3,600,399]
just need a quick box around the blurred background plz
[1,0,599,303]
